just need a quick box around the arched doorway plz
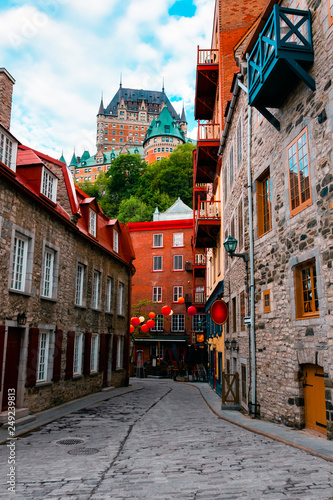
[303,364,327,435]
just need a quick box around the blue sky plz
[0,0,215,161]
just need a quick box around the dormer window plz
[0,129,18,172]
[89,209,97,237]
[41,167,57,202]
[113,229,119,252]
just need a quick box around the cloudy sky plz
[0,0,215,162]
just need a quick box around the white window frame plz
[116,335,124,369]
[192,314,205,332]
[173,255,183,271]
[151,314,163,332]
[90,334,99,372]
[92,270,101,309]
[153,256,163,271]
[41,245,58,299]
[75,262,86,306]
[173,286,183,302]
[9,227,34,294]
[37,331,50,382]
[118,282,125,315]
[89,209,97,237]
[173,233,184,247]
[41,167,57,203]
[0,129,17,172]
[73,333,83,375]
[172,314,185,332]
[113,229,119,253]
[106,276,113,313]
[153,234,163,247]
[153,286,162,303]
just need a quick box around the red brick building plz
[128,199,206,372]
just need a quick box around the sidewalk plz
[0,383,143,445]
[191,381,333,463]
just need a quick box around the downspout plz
[246,55,256,417]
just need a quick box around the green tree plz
[117,196,152,223]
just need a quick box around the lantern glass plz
[225,339,230,350]
[223,235,238,254]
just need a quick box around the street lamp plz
[223,236,248,262]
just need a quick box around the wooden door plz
[303,364,327,435]
[2,328,22,411]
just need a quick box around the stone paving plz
[0,380,332,499]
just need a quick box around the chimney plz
[0,68,15,131]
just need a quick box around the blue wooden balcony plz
[248,5,315,130]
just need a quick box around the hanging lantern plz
[161,305,171,316]
[131,317,140,327]
[169,309,173,316]
[147,319,155,329]
[149,312,156,319]
[210,300,228,325]
[130,325,134,333]
[187,306,197,316]
[139,316,145,323]
[141,324,149,333]
[178,297,185,303]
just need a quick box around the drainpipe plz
[246,55,256,417]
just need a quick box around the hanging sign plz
[210,299,228,325]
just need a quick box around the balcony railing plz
[197,48,218,65]
[248,5,315,130]
[194,292,206,304]
[197,122,220,141]
[195,254,206,265]
[198,201,221,219]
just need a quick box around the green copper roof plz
[69,152,78,167]
[59,153,66,164]
[81,150,90,162]
[143,105,185,144]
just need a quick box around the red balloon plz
[161,305,171,316]
[131,317,140,327]
[210,300,228,325]
[147,319,155,329]
[178,297,185,303]
[130,325,134,333]
[187,306,197,316]
[149,312,156,319]
[141,324,149,333]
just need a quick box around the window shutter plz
[65,331,75,379]
[84,332,92,375]
[123,333,130,376]
[112,335,118,371]
[52,329,63,382]
[26,328,39,387]
[0,326,5,386]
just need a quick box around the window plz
[118,282,125,315]
[224,166,228,202]
[329,0,333,26]
[229,145,234,186]
[257,169,272,237]
[263,290,271,313]
[295,259,319,319]
[92,270,101,309]
[241,364,247,403]
[237,119,242,166]
[172,314,185,332]
[193,314,205,331]
[41,247,55,298]
[238,199,244,250]
[73,333,83,375]
[89,209,97,237]
[117,335,124,368]
[173,286,183,302]
[240,291,246,330]
[10,234,28,291]
[153,286,162,302]
[113,229,119,252]
[90,335,99,372]
[37,331,50,382]
[0,129,17,171]
[106,277,113,312]
[173,233,184,247]
[153,256,163,271]
[232,296,237,332]
[173,255,183,271]
[153,234,163,247]
[151,314,163,332]
[41,168,57,202]
[75,263,86,306]
[288,128,312,217]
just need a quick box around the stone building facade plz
[0,69,135,419]
[195,0,333,438]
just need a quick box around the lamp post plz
[223,236,249,294]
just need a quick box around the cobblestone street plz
[0,380,332,500]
